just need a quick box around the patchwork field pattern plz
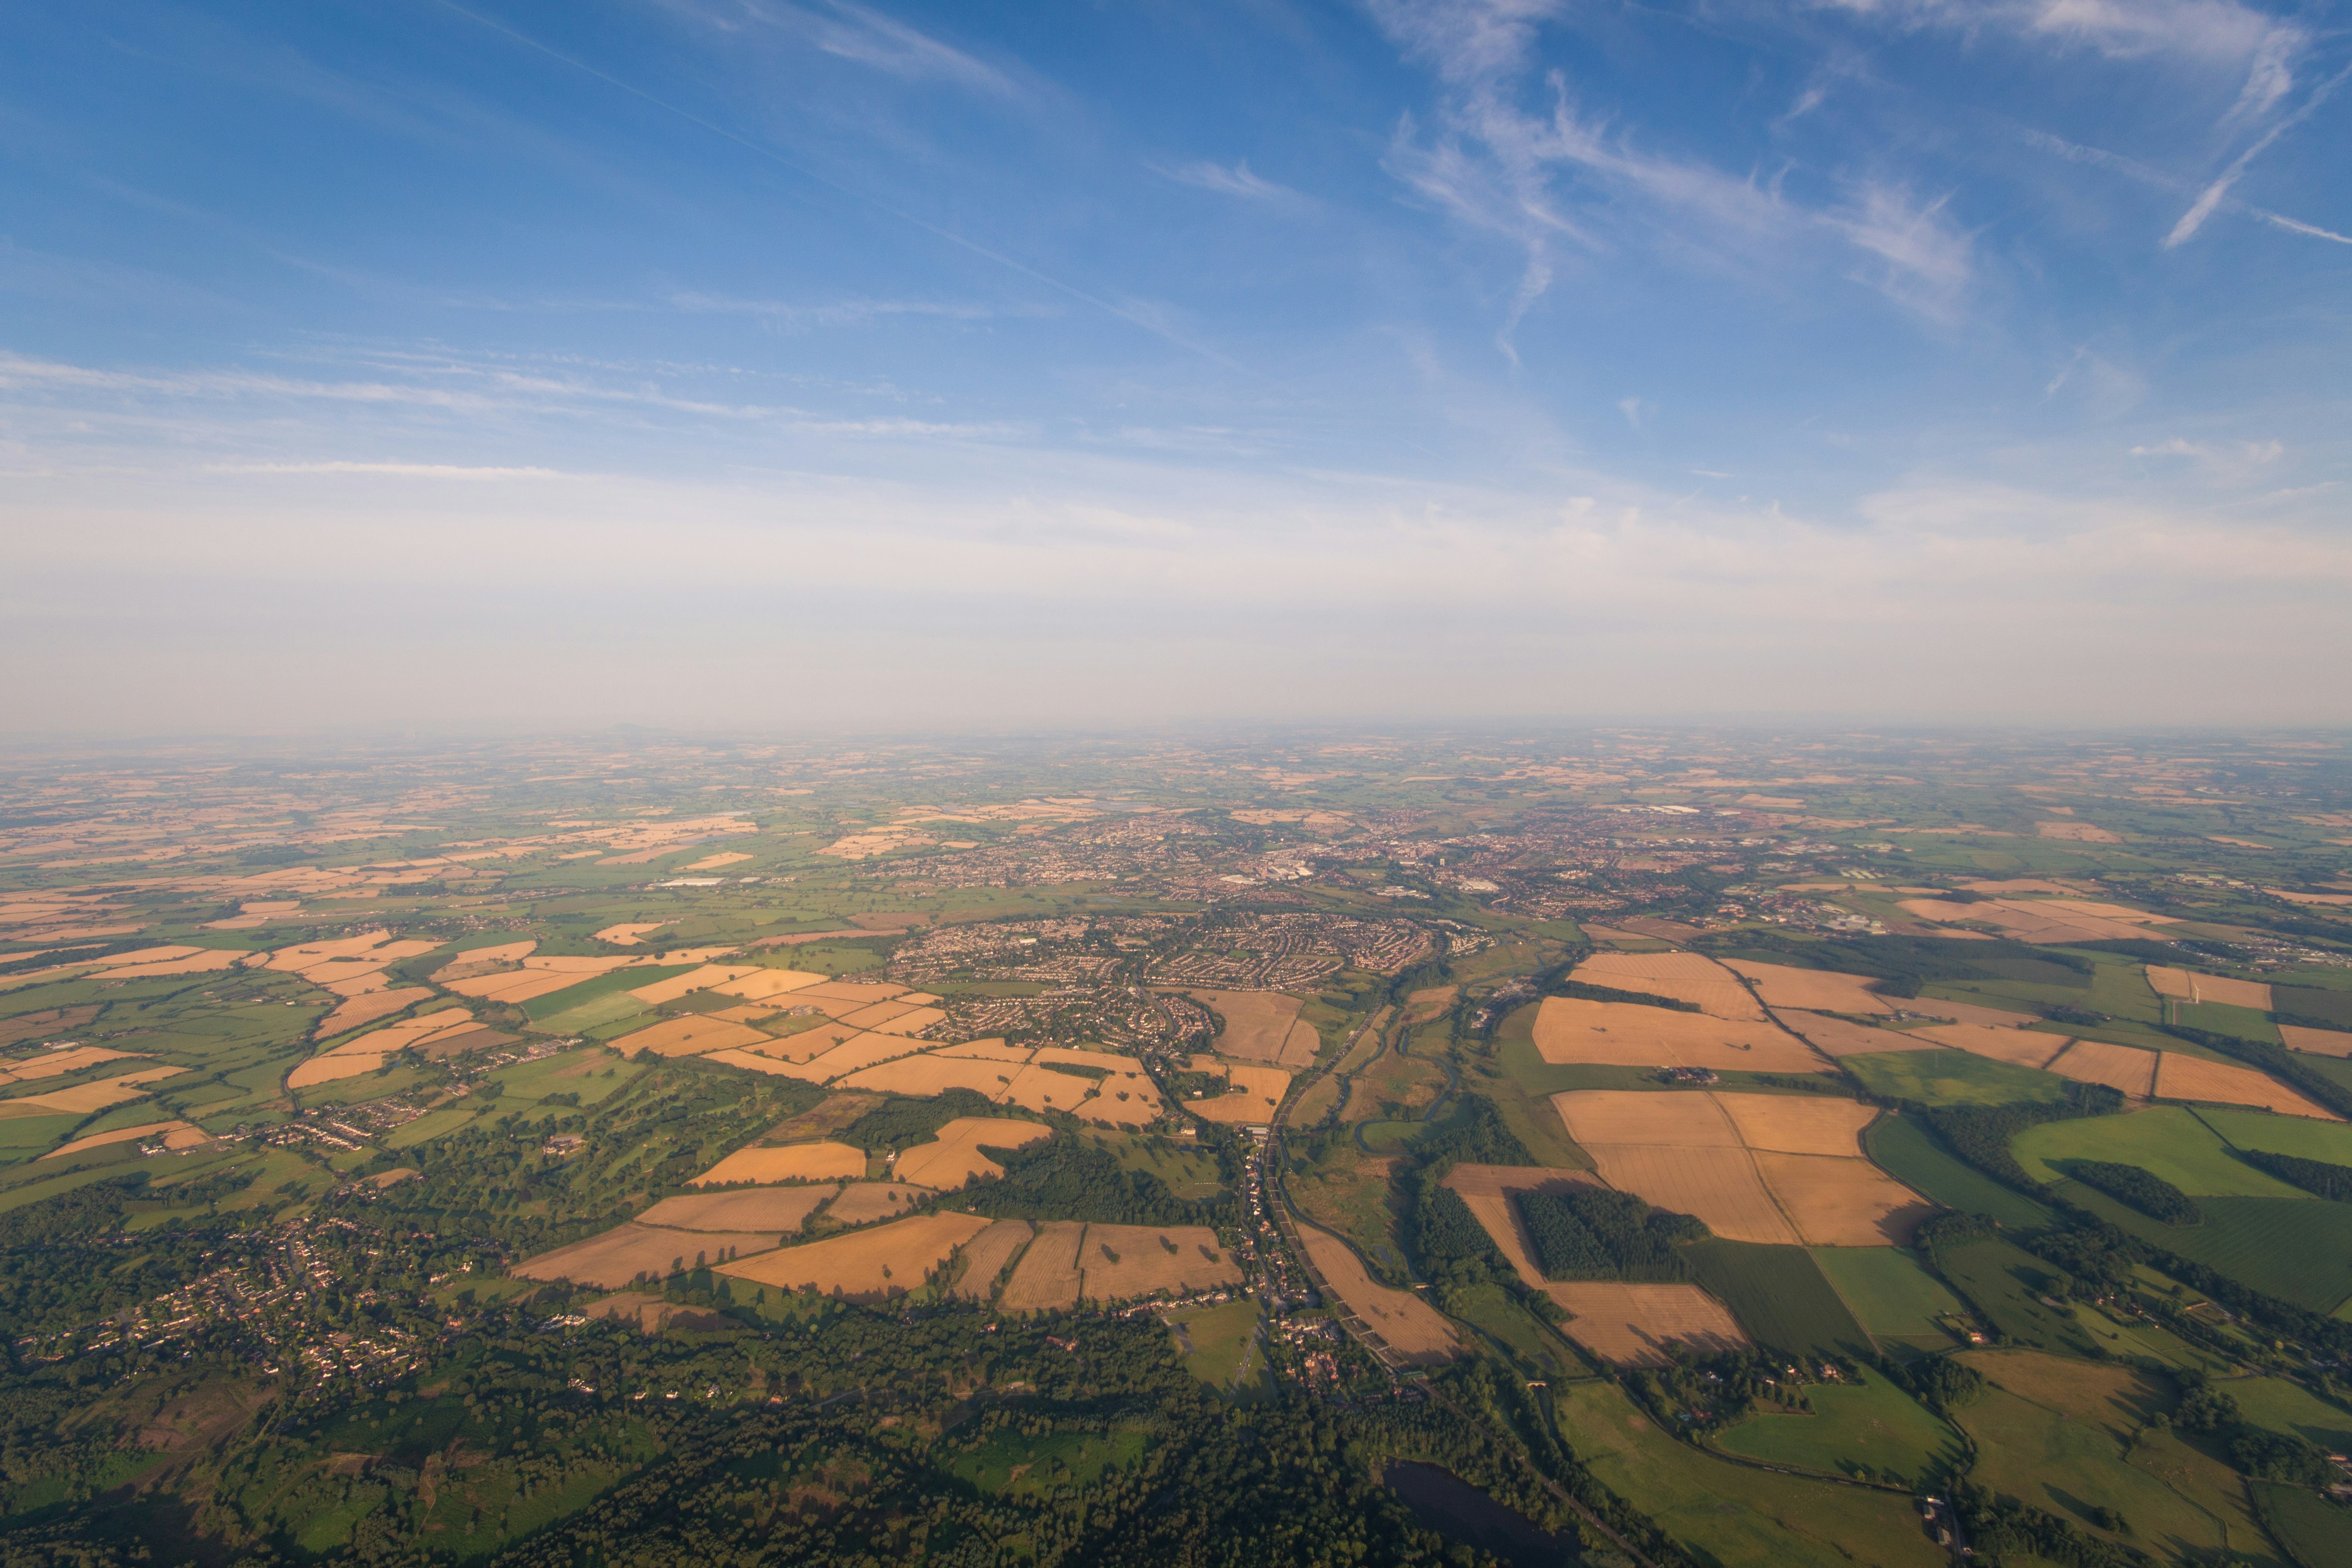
[2146,966,2274,1011]
[821,1181,937,1228]
[718,1211,993,1303]
[1439,1162,1607,1291]
[2041,1040,2158,1098]
[998,1220,1088,1311]
[1295,1225,1458,1365]
[1552,1091,1928,1246]
[1723,961,1896,1015]
[1187,990,1317,1066]
[1572,953,1766,1020]
[950,1219,1036,1300]
[1909,1023,2069,1070]
[1531,997,1825,1074]
[637,1186,840,1234]
[1547,1281,1749,1367]
[516,1222,781,1289]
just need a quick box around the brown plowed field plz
[717,1212,992,1303]
[1724,961,1895,1015]
[638,1186,839,1234]
[1079,1225,1240,1301]
[515,1222,780,1289]
[999,1220,1087,1311]
[1296,1226,1458,1365]
[689,1142,867,1186]
[1531,997,1823,1074]
[1548,1282,1749,1367]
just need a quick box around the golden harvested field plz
[638,1186,838,1234]
[288,1054,382,1088]
[1185,1055,1291,1124]
[684,851,753,870]
[952,1219,1036,1300]
[104,950,253,979]
[933,1038,1033,1063]
[1079,1225,1240,1301]
[689,1142,868,1186]
[802,1032,927,1081]
[799,982,907,1005]
[610,1016,773,1058]
[2145,967,2273,1011]
[756,1022,864,1060]
[627,965,761,1006]
[1550,1282,1749,1367]
[1531,997,1824,1074]
[2283,1024,2352,1057]
[1000,1220,1088,1311]
[821,1181,937,1228]
[517,1223,780,1289]
[994,1063,1114,1118]
[1189,990,1305,1062]
[1899,898,2166,945]
[318,986,434,1037]
[1552,1090,1923,1246]
[1297,1225,1459,1365]
[892,1117,1053,1187]
[2044,1041,2158,1098]
[1724,961,1895,1015]
[1771,1010,1933,1057]
[715,968,827,1001]
[1572,953,1764,1020]
[42,1120,206,1161]
[1753,1153,1932,1245]
[719,1212,993,1303]
[867,1006,948,1037]
[1583,1143,1801,1245]
[840,1054,1020,1100]
[2156,1054,2340,1120]
[838,999,922,1029]
[1910,1023,2068,1069]
[593,923,665,945]
[2,1044,140,1081]
[19,1069,181,1115]
[1440,1164,1606,1286]
[702,1048,815,1078]
[435,941,534,974]
[1557,1089,1744,1147]
[1716,1094,1877,1157]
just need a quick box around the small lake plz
[1382,1460,1582,1566]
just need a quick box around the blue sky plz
[3,0,2347,732]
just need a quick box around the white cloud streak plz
[1156,159,1300,202]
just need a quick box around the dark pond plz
[1382,1460,1583,1566]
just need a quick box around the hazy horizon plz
[6,0,2348,733]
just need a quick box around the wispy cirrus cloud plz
[653,0,1018,97]
[1374,0,1973,350]
[1154,160,1300,202]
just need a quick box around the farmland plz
[2013,1106,2314,1196]
[1809,1246,1967,1348]
[1710,1369,1964,1488]
[1681,1240,1873,1359]
[1838,1046,2069,1106]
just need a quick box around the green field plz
[947,1423,1152,1495]
[2195,1106,2352,1164]
[2013,1107,2313,1197]
[1711,1369,1964,1488]
[1165,1298,1272,1401]
[1683,1240,1872,1360]
[1082,1128,1225,1199]
[1447,1282,1580,1382]
[492,1045,643,1107]
[2254,1479,2352,1568]
[1862,1114,2053,1230]
[2228,1375,2352,1454]
[2060,1186,2352,1315]
[1841,1048,2069,1107]
[523,964,693,1024]
[532,991,654,1036]
[1810,1247,1965,1348]
[2175,1000,2283,1043]
[1955,1349,2279,1562]
[1553,1380,1945,1568]
[1928,1238,2105,1357]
